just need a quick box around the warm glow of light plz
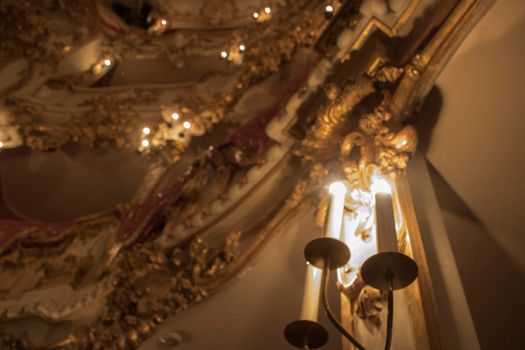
[252,12,259,19]
[142,127,151,135]
[325,5,334,13]
[104,59,111,66]
[183,121,191,129]
[370,176,391,194]
[141,139,150,147]
[329,181,347,196]
[264,7,271,14]
[171,112,180,120]
[0,141,4,148]
[160,19,167,26]
[220,51,228,58]
[239,44,246,52]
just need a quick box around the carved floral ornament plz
[0,0,494,348]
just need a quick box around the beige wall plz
[421,1,525,348]
[424,0,525,272]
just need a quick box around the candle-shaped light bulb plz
[325,181,347,239]
[372,177,398,253]
[299,263,322,321]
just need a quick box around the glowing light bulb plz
[183,121,191,129]
[239,44,246,52]
[220,51,228,58]
[329,181,347,195]
[171,112,180,120]
[160,19,167,26]
[252,12,259,19]
[0,141,4,148]
[370,176,391,195]
[325,5,334,13]
[142,127,151,135]
[141,139,150,147]
[104,59,111,66]
[264,7,271,14]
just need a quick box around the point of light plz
[239,44,246,52]
[325,5,334,13]
[371,176,391,195]
[183,121,191,129]
[0,141,4,148]
[329,181,347,196]
[142,127,151,135]
[208,145,214,151]
[160,19,167,26]
[171,112,180,120]
[220,51,228,58]
[104,59,111,66]
[252,12,259,19]
[264,7,271,14]
[141,139,150,147]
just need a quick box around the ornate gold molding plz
[0,1,496,349]
[290,1,495,349]
[1,1,345,165]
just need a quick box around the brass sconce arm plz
[320,261,366,350]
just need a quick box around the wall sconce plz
[284,179,418,349]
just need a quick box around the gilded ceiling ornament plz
[340,105,418,186]
[1,1,339,166]
[0,116,276,328]
[0,232,241,350]
[0,0,97,71]
[296,78,376,161]
[5,89,157,151]
[0,0,495,348]
[83,233,240,350]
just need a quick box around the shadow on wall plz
[427,161,525,350]
[426,160,479,223]
[415,86,442,155]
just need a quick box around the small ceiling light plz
[252,12,259,19]
[142,127,151,135]
[141,139,150,147]
[104,59,112,66]
[325,5,334,14]
[264,7,271,14]
[171,112,180,120]
[160,19,168,26]
[239,44,246,52]
[220,51,228,59]
[183,121,191,129]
